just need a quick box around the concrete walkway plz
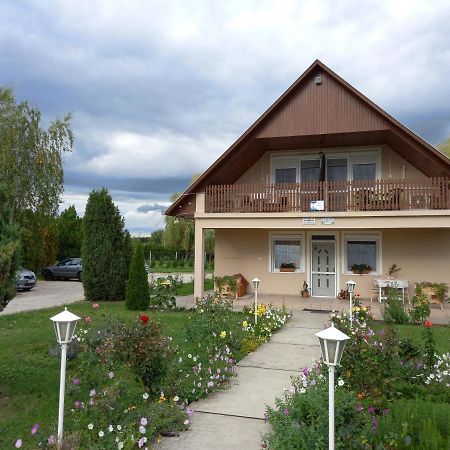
[158,310,325,450]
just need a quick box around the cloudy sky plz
[1,0,450,234]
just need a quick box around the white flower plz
[118,443,124,450]
[88,423,94,430]
[115,437,120,443]
[108,425,113,432]
[139,425,146,434]
[429,374,435,379]
[117,425,122,431]
[184,419,190,425]
[300,387,306,394]
[338,379,344,387]
[98,431,104,437]
[188,354,192,358]
[142,392,149,400]
[174,396,179,402]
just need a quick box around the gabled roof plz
[166,59,450,216]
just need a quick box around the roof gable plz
[166,60,450,216]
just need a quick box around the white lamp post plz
[346,280,356,324]
[252,277,260,325]
[50,307,81,447]
[315,324,350,450]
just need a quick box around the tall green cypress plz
[125,243,150,310]
[82,188,128,301]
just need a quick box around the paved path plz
[157,310,325,450]
[0,280,84,315]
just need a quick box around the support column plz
[194,221,205,300]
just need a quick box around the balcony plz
[205,178,450,213]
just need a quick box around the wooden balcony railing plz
[204,178,450,213]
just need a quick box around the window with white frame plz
[344,234,379,273]
[271,235,304,272]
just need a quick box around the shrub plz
[149,277,178,309]
[103,317,173,397]
[409,285,431,324]
[82,188,129,301]
[382,287,410,324]
[125,243,150,311]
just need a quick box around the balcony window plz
[353,163,376,180]
[300,160,320,182]
[275,167,296,184]
[271,235,304,272]
[327,158,348,181]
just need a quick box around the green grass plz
[372,322,450,354]
[0,302,191,449]
[151,267,214,273]
[175,278,214,296]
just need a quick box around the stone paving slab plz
[193,365,298,418]
[157,412,269,450]
[239,342,319,371]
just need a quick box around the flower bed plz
[264,306,450,449]
[5,296,290,449]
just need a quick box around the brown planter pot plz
[280,267,295,272]
[302,291,310,298]
[352,269,371,275]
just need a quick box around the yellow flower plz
[242,320,248,328]
[257,304,267,315]
[362,306,367,311]
[158,394,166,403]
[353,306,360,312]
[220,331,227,339]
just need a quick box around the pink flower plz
[92,303,99,309]
[72,378,80,385]
[15,439,22,448]
[355,404,363,412]
[283,408,289,416]
[140,417,148,426]
[74,401,82,408]
[31,423,39,435]
[368,405,375,414]
[187,408,194,416]
[85,316,92,324]
[48,435,56,445]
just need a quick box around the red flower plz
[139,314,149,325]
[424,320,432,327]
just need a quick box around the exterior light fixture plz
[50,307,81,445]
[252,277,260,324]
[346,280,356,324]
[315,324,350,450]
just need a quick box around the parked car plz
[15,269,37,290]
[43,258,82,281]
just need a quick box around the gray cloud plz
[136,204,167,213]
[1,0,450,233]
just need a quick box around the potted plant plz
[415,281,448,310]
[388,263,401,279]
[350,263,372,275]
[301,281,310,298]
[280,262,296,272]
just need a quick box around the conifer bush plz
[82,188,129,301]
[125,243,150,310]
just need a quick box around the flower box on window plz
[280,262,296,272]
[350,263,372,275]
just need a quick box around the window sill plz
[271,270,305,274]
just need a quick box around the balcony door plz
[311,235,336,297]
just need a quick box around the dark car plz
[15,268,37,290]
[43,258,82,281]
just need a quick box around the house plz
[166,60,450,300]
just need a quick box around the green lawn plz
[0,302,191,449]
[372,322,450,354]
[175,278,214,296]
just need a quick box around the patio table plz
[374,279,409,304]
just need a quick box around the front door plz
[311,238,336,297]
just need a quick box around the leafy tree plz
[437,137,450,158]
[0,87,73,270]
[0,186,21,312]
[125,243,150,310]
[82,188,129,301]
[123,230,133,278]
[57,205,83,260]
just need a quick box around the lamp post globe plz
[50,307,81,446]
[346,280,356,324]
[315,324,350,450]
[251,278,260,324]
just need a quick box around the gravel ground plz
[0,280,85,315]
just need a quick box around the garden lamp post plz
[50,307,81,447]
[346,280,356,324]
[315,324,350,450]
[252,277,260,324]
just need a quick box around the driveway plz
[0,281,85,315]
